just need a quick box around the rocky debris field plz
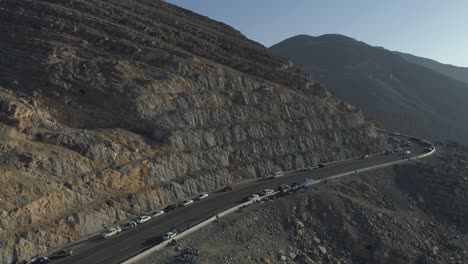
[142,143,468,264]
[0,0,386,262]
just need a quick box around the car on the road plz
[136,215,152,224]
[152,210,165,218]
[304,178,315,184]
[102,226,122,239]
[403,150,411,155]
[224,185,236,192]
[292,182,308,190]
[182,199,194,207]
[163,231,178,240]
[164,204,177,212]
[361,154,369,159]
[318,164,326,168]
[273,171,284,178]
[197,193,209,200]
[30,257,50,264]
[393,147,402,152]
[299,165,320,171]
[263,189,275,195]
[49,249,73,260]
[122,221,137,230]
[278,184,291,192]
[247,194,260,201]
[405,141,413,146]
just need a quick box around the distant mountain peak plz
[270,34,468,144]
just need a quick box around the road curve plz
[52,135,432,264]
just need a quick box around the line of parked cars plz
[100,192,211,240]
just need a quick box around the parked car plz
[277,184,291,192]
[304,178,315,184]
[49,249,73,260]
[263,189,275,195]
[163,231,178,241]
[361,154,369,159]
[403,150,411,155]
[291,182,303,190]
[224,185,236,192]
[152,210,165,218]
[247,194,260,201]
[273,171,284,178]
[318,164,326,168]
[122,221,137,230]
[299,165,320,171]
[30,257,50,264]
[164,204,177,212]
[394,147,402,152]
[182,199,194,207]
[136,215,151,224]
[102,226,122,239]
[197,193,209,200]
[405,141,413,146]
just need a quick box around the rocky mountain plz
[395,51,468,85]
[0,1,385,262]
[145,143,468,264]
[270,34,468,144]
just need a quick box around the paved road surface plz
[53,136,429,264]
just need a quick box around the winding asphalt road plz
[52,135,430,264]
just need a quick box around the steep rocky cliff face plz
[0,1,384,262]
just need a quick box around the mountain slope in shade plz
[395,51,468,85]
[271,34,468,143]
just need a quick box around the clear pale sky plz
[167,0,468,67]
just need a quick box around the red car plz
[224,185,236,192]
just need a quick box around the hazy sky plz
[167,0,468,67]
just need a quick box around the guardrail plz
[121,199,255,264]
[121,142,436,264]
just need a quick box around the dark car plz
[49,249,73,260]
[223,185,236,192]
[277,184,291,192]
[318,164,326,168]
[164,204,177,212]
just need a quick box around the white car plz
[304,178,315,184]
[247,194,260,201]
[102,226,122,239]
[136,215,152,224]
[361,154,369,159]
[163,231,178,240]
[263,189,274,195]
[403,150,411,155]
[273,171,284,178]
[151,210,165,218]
[197,193,209,200]
[182,199,194,207]
[299,165,319,171]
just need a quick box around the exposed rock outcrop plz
[0,1,384,262]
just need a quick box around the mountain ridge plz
[270,34,468,143]
[394,51,468,85]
